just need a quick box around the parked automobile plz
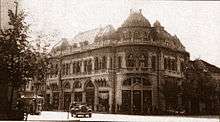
[165,107,186,115]
[70,103,92,118]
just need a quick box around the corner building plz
[46,10,190,114]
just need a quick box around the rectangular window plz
[118,56,122,68]
[109,57,113,69]
[151,55,156,71]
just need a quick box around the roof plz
[191,59,220,73]
[52,25,115,49]
[121,9,151,28]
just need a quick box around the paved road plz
[27,111,219,122]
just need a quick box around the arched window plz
[87,59,92,73]
[143,78,151,86]
[72,62,76,74]
[117,56,122,68]
[64,82,70,89]
[86,81,94,88]
[102,56,107,69]
[127,54,135,67]
[133,77,142,84]
[151,55,156,71]
[94,57,99,70]
[109,57,113,69]
[74,81,82,89]
[139,54,148,68]
[84,60,88,73]
[123,78,132,86]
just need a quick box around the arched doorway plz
[85,81,95,110]
[122,77,152,114]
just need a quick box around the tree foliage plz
[0,10,34,87]
[183,60,216,102]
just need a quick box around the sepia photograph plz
[0,0,219,121]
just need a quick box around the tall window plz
[109,57,113,69]
[180,61,184,72]
[95,57,99,70]
[84,60,87,73]
[139,54,148,68]
[164,57,167,70]
[72,62,76,74]
[117,56,122,68]
[55,64,58,76]
[87,60,92,73]
[151,55,156,71]
[127,54,135,67]
[102,56,107,69]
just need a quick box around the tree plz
[182,60,217,114]
[0,9,35,111]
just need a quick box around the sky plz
[21,0,220,67]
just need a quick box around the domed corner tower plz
[117,9,152,43]
[114,9,190,114]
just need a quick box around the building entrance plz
[122,77,152,114]
[133,90,141,114]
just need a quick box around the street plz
[27,111,219,122]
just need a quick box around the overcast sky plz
[22,0,220,67]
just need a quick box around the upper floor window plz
[102,56,107,69]
[74,81,82,89]
[117,56,122,68]
[139,54,148,68]
[143,78,151,86]
[84,60,88,73]
[87,60,92,73]
[123,78,132,86]
[64,82,70,89]
[180,61,185,72]
[151,55,156,71]
[94,57,99,70]
[95,79,109,87]
[127,54,135,67]
[109,57,113,69]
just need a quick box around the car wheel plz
[76,114,78,118]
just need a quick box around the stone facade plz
[46,9,190,114]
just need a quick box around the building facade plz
[46,9,190,114]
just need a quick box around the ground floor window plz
[52,92,59,110]
[98,91,109,112]
[74,92,82,102]
[64,92,71,111]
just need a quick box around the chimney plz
[139,9,142,14]
[130,9,133,14]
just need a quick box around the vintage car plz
[70,103,92,118]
